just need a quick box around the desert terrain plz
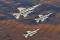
[0,19,60,40]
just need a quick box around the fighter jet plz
[12,4,40,19]
[35,12,53,23]
[23,29,40,38]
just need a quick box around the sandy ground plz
[0,19,60,40]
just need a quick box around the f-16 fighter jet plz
[35,12,53,23]
[12,4,40,19]
[23,29,40,38]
